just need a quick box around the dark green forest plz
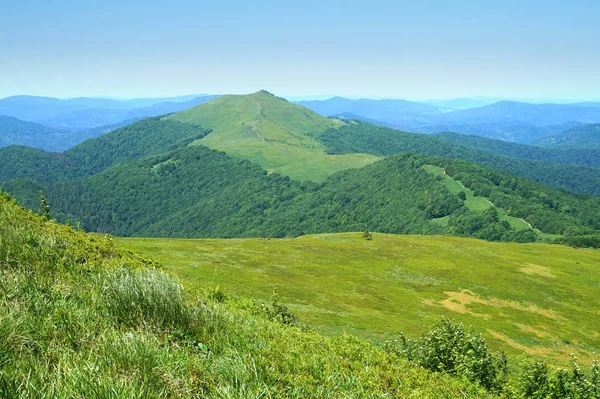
[0,117,211,183]
[319,122,600,196]
[3,116,600,246]
[5,144,600,246]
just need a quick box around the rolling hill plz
[169,90,379,181]
[6,144,600,245]
[0,94,218,130]
[533,124,600,149]
[300,97,600,143]
[0,117,211,183]
[319,121,600,195]
[0,116,75,151]
[2,92,600,247]
[433,131,600,168]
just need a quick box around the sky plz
[1,0,599,100]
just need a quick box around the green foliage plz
[387,318,600,397]
[0,190,493,398]
[0,117,211,184]
[319,121,600,195]
[433,157,600,236]
[385,317,508,392]
[6,145,600,245]
[447,207,537,242]
[65,116,211,176]
[0,145,82,183]
[435,132,600,168]
[520,358,600,398]
[533,123,600,149]
[24,149,460,238]
[261,291,300,326]
[38,190,50,220]
[555,234,600,249]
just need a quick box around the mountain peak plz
[167,91,379,181]
[255,89,275,96]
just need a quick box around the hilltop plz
[169,90,379,181]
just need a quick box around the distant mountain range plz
[0,94,218,130]
[296,98,600,143]
[0,115,138,152]
[1,91,600,247]
[533,124,600,149]
[0,94,220,150]
[3,92,600,153]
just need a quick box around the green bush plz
[386,317,508,392]
[520,358,600,398]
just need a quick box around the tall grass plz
[0,191,491,398]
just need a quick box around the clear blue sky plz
[1,0,599,100]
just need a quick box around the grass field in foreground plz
[115,233,600,366]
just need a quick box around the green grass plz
[424,164,533,231]
[169,91,380,181]
[115,233,600,366]
[0,191,494,398]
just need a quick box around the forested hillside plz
[319,122,600,195]
[0,117,211,183]
[3,95,600,246]
[533,123,600,149]
[5,144,599,246]
[435,131,600,167]
[0,116,75,151]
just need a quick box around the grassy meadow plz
[169,91,380,181]
[115,233,600,366]
[1,192,497,398]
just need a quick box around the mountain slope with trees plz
[2,94,600,246]
[533,123,600,149]
[5,144,600,246]
[318,122,600,195]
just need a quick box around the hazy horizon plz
[1,92,598,105]
[2,0,599,100]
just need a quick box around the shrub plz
[385,317,508,392]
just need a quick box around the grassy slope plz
[169,91,379,181]
[0,191,491,398]
[116,233,600,366]
[424,165,532,231]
